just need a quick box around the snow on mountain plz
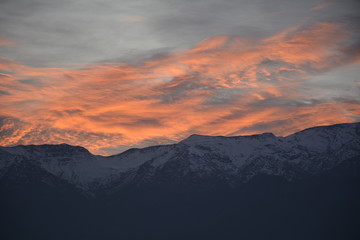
[0,144,117,189]
[0,122,359,191]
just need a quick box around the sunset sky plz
[1,0,360,155]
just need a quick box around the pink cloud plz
[0,21,359,155]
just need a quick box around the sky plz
[0,0,360,155]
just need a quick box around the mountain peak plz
[0,122,359,190]
[180,134,223,144]
[288,122,360,137]
[3,143,91,157]
[181,132,276,144]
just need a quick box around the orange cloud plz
[1,21,359,155]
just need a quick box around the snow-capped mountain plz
[1,122,360,240]
[0,122,359,193]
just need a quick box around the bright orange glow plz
[1,22,359,155]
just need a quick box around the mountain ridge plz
[1,122,360,240]
[2,121,358,156]
[0,122,359,193]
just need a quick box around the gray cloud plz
[17,79,46,86]
[1,0,359,67]
[0,90,11,95]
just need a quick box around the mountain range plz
[1,122,360,240]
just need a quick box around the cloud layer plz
[1,20,359,155]
[2,0,359,67]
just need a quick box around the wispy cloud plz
[1,21,359,155]
[310,1,335,11]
